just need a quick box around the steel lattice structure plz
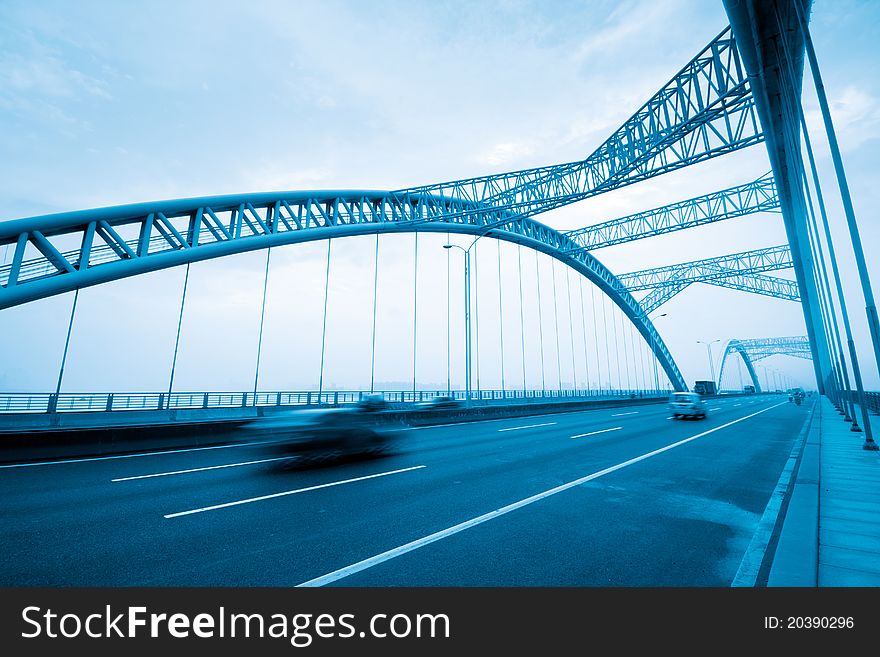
[635,264,800,314]
[717,336,812,391]
[391,26,761,227]
[564,172,778,251]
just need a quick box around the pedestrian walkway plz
[768,396,880,586]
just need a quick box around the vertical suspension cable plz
[629,322,641,393]
[600,293,611,391]
[578,277,591,395]
[318,239,332,401]
[610,299,621,392]
[252,247,272,405]
[565,268,578,393]
[370,234,380,394]
[412,233,418,397]
[167,263,190,408]
[804,181,848,410]
[550,260,562,391]
[53,288,80,409]
[535,250,546,393]
[806,177,852,414]
[517,244,527,394]
[497,240,506,393]
[620,309,631,391]
[590,285,601,393]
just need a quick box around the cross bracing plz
[564,172,778,251]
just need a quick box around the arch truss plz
[717,336,812,391]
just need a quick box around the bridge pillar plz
[724,0,834,394]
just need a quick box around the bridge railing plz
[840,390,880,415]
[0,388,669,415]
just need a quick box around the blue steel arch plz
[717,340,763,392]
[0,190,687,391]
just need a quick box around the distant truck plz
[693,380,717,396]
[743,385,755,394]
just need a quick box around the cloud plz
[804,86,880,151]
[0,50,111,100]
[476,141,536,167]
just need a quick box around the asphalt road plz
[0,395,810,586]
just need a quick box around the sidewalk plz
[768,396,880,586]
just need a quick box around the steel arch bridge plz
[0,1,845,403]
[717,336,812,392]
[0,189,687,391]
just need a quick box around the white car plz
[669,392,707,420]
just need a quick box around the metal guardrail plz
[0,388,668,415]
[840,390,880,414]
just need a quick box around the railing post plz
[105,393,114,412]
[242,392,248,407]
[333,391,339,406]
[47,393,57,414]
[307,392,312,406]
[157,393,165,410]
[202,392,209,409]
[276,392,282,406]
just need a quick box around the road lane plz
[0,395,806,585]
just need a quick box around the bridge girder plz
[564,172,779,251]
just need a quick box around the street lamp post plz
[445,237,483,408]
[696,339,720,388]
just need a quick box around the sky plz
[1,0,878,395]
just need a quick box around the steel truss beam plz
[623,246,798,313]
[619,245,793,291]
[391,26,762,226]
[717,336,812,392]
[564,172,778,251]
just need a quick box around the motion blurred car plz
[242,397,402,463]
[416,395,461,410]
[669,392,707,420]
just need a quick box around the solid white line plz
[611,411,638,417]
[571,427,622,439]
[164,465,426,518]
[297,402,787,587]
[0,441,273,469]
[732,399,816,587]
[112,456,290,482]
[497,422,557,432]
